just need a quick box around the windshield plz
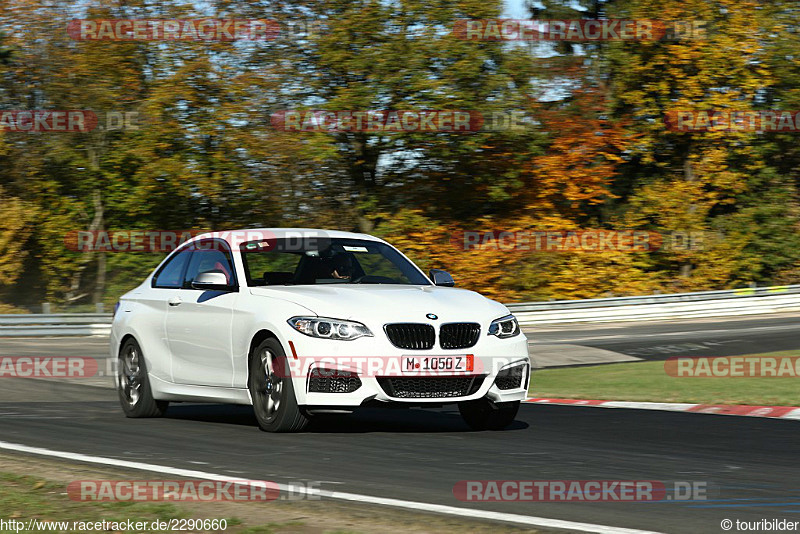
[241,238,430,286]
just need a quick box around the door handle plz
[168,296,182,307]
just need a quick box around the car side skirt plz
[149,375,252,405]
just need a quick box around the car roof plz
[191,228,387,245]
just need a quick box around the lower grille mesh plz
[377,375,485,398]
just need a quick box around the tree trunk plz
[680,151,696,278]
[92,190,106,306]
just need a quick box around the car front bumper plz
[284,333,530,407]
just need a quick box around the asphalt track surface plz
[528,312,800,364]
[1,313,799,533]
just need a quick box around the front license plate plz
[402,355,473,373]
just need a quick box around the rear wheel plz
[249,338,308,433]
[117,338,168,418]
[458,398,519,430]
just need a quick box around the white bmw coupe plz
[111,229,530,432]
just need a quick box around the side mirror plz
[429,269,455,287]
[191,271,232,291]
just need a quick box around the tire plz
[458,398,520,430]
[117,338,168,418]
[249,338,308,433]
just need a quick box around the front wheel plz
[249,338,308,433]
[458,398,520,430]
[117,338,168,418]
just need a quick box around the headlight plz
[488,314,520,338]
[288,317,373,341]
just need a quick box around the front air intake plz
[308,368,362,393]
[495,364,526,390]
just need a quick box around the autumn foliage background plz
[0,0,799,311]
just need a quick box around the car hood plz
[249,285,509,325]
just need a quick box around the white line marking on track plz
[0,440,663,534]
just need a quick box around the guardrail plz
[0,314,112,337]
[1,285,799,335]
[507,285,800,325]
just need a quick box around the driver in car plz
[330,253,354,280]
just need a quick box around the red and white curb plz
[526,398,800,420]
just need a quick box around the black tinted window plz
[152,248,192,288]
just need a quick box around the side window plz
[182,240,236,288]
[152,248,192,289]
